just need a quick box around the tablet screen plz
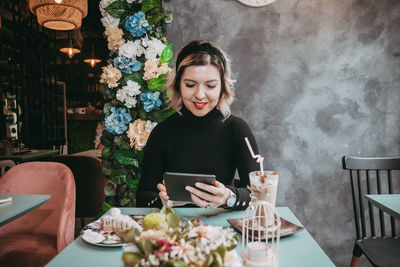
[163,172,216,202]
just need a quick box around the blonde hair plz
[165,40,235,120]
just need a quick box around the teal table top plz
[47,207,333,267]
[365,194,400,220]
[0,194,51,227]
[0,149,59,163]
[72,149,102,158]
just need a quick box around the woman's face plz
[180,64,222,117]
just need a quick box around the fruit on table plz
[142,212,167,230]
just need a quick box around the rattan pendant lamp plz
[28,0,88,31]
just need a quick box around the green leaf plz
[164,11,173,24]
[138,109,148,120]
[124,73,143,85]
[166,213,180,229]
[122,252,143,265]
[105,0,129,19]
[160,43,173,64]
[215,246,226,261]
[114,135,131,149]
[102,147,113,160]
[115,149,137,165]
[212,252,223,267]
[226,235,239,251]
[139,239,156,258]
[127,178,139,191]
[203,254,214,267]
[147,11,165,25]
[147,77,166,92]
[119,196,131,206]
[141,0,162,13]
[117,228,141,243]
[102,201,113,213]
[104,183,117,196]
[111,169,125,184]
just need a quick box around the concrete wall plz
[164,0,400,266]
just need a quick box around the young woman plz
[136,40,260,209]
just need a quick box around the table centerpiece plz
[116,207,240,267]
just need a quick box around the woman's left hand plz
[185,180,231,208]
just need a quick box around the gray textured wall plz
[164,0,400,266]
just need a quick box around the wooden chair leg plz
[350,255,360,267]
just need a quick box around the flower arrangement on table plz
[98,0,175,208]
[117,208,240,267]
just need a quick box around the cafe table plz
[72,149,102,158]
[0,194,51,227]
[46,207,334,267]
[365,194,400,220]
[0,149,60,164]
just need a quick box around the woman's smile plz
[193,101,207,109]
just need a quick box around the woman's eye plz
[185,84,195,88]
[207,85,217,89]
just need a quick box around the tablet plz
[163,172,216,202]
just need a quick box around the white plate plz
[80,215,144,247]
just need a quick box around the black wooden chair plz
[342,156,400,267]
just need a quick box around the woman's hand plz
[185,180,231,208]
[157,181,189,208]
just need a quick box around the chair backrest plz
[342,156,400,240]
[0,160,15,176]
[51,155,106,218]
[0,162,75,252]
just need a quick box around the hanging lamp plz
[59,32,81,58]
[28,0,88,31]
[84,45,101,68]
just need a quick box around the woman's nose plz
[194,86,206,99]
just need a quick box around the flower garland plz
[99,0,174,208]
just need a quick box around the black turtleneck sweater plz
[136,106,260,209]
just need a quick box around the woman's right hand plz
[157,181,189,208]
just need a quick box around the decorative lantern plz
[242,200,280,267]
[28,0,88,31]
[59,32,81,58]
[84,45,101,68]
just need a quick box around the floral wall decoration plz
[99,0,174,208]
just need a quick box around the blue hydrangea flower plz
[140,92,162,112]
[105,107,132,135]
[113,56,141,74]
[125,11,152,37]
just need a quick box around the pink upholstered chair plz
[0,162,75,267]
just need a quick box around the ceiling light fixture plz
[28,0,88,31]
[59,32,81,58]
[84,45,101,68]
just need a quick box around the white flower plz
[104,26,125,51]
[101,15,120,28]
[118,40,145,59]
[116,80,142,108]
[127,119,157,150]
[143,59,171,80]
[142,37,166,60]
[126,0,142,3]
[100,65,122,88]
